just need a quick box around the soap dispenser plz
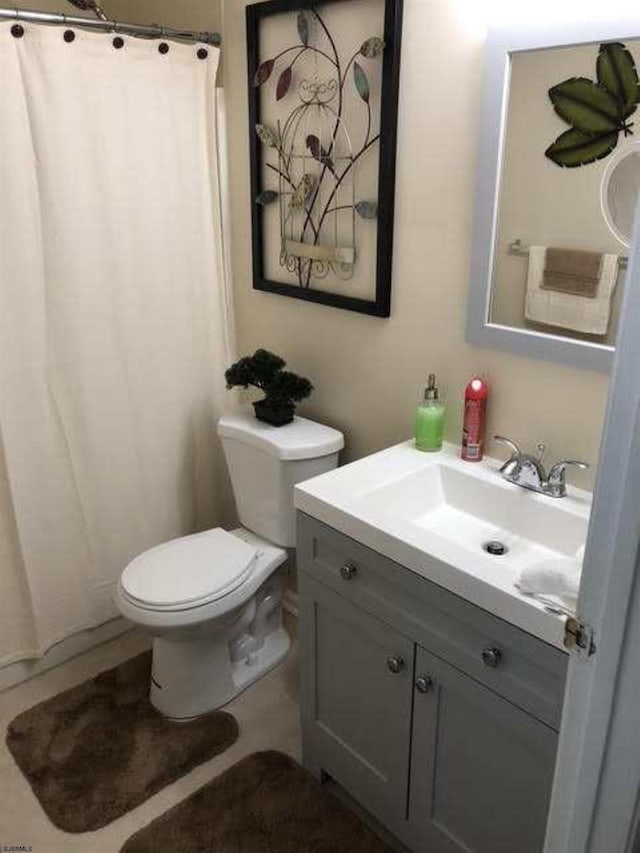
[415,374,445,452]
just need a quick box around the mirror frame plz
[466,18,640,374]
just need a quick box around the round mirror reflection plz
[601,144,640,248]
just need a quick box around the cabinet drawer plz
[297,512,567,729]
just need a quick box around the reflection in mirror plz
[490,39,640,347]
[602,143,640,248]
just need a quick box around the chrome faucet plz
[493,436,588,498]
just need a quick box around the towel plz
[542,248,602,297]
[525,246,619,335]
[516,556,582,611]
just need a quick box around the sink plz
[360,462,586,569]
[294,441,592,649]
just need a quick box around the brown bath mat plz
[120,750,393,853]
[6,651,239,833]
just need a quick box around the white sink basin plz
[294,441,592,649]
[361,461,586,569]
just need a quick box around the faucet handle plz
[494,435,521,458]
[547,460,589,497]
[493,435,521,475]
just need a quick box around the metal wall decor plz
[247,0,403,316]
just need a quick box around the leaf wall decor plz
[256,123,279,148]
[256,190,279,206]
[549,77,621,134]
[353,61,370,103]
[276,66,293,101]
[546,41,639,168]
[355,200,378,218]
[297,12,309,47]
[254,58,274,87]
[544,127,619,168]
[597,42,639,116]
[360,36,384,58]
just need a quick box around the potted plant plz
[225,349,313,426]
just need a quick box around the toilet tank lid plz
[218,412,344,461]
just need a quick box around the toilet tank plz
[217,412,344,547]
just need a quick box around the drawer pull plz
[340,563,357,581]
[386,655,405,674]
[415,675,434,693]
[481,646,503,668]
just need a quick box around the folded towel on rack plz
[525,246,619,335]
[542,247,602,297]
[516,556,582,611]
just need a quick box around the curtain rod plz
[0,6,221,46]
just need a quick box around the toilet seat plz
[120,528,259,612]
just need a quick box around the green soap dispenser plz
[415,374,445,452]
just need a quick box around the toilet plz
[116,411,343,720]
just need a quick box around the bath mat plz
[6,651,239,833]
[120,750,393,853]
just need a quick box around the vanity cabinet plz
[297,512,568,853]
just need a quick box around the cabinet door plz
[408,646,558,853]
[299,572,414,833]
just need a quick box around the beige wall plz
[223,0,608,490]
[106,0,220,32]
[10,0,221,31]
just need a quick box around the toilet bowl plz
[116,412,343,720]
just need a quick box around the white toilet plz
[117,411,343,720]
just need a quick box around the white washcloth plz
[516,557,582,611]
[525,246,619,335]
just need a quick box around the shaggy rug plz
[120,750,394,853]
[6,651,239,832]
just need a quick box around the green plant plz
[225,349,313,426]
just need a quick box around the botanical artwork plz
[545,41,640,168]
[247,0,403,316]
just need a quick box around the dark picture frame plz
[246,0,403,317]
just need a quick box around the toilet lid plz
[121,528,258,609]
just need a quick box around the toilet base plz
[149,583,290,719]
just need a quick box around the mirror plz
[467,20,640,373]
[602,143,640,247]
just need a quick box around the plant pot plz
[253,399,295,427]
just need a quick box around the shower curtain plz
[0,24,235,666]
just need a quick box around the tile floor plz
[0,617,301,853]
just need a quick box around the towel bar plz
[508,239,628,271]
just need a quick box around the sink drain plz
[483,540,509,556]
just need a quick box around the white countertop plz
[294,440,592,650]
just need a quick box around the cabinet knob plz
[386,655,405,674]
[415,675,434,693]
[481,646,502,668]
[340,563,357,581]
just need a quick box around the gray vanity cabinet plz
[298,512,568,853]
[299,573,415,836]
[407,646,558,853]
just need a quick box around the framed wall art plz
[246,0,403,316]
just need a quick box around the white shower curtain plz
[0,25,234,666]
